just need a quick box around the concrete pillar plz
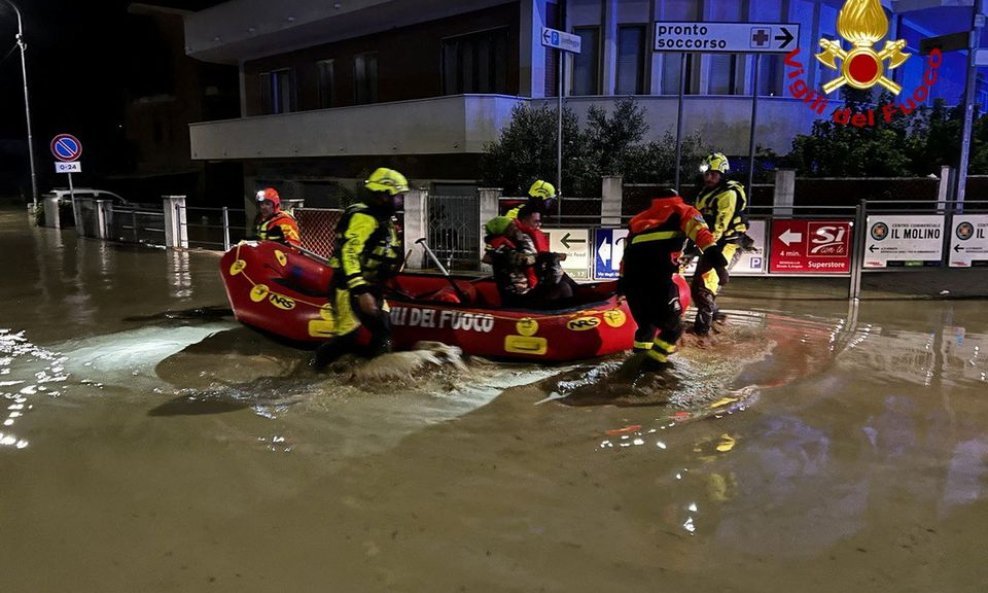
[478,188,502,273]
[403,189,428,270]
[937,166,955,213]
[44,196,60,229]
[601,176,623,226]
[773,169,796,218]
[95,200,110,240]
[163,195,189,249]
[519,0,548,98]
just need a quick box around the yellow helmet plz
[699,153,730,174]
[365,167,409,195]
[527,179,557,200]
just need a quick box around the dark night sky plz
[1,0,224,193]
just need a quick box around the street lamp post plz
[2,0,39,210]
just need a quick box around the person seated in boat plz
[618,188,728,372]
[254,187,301,247]
[484,179,555,255]
[503,179,558,219]
[311,167,407,370]
[487,206,575,309]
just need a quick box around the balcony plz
[189,94,526,160]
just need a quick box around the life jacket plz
[694,180,748,243]
[328,203,403,291]
[257,210,301,246]
[487,234,538,293]
[514,220,550,252]
[623,196,716,274]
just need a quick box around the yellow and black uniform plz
[691,177,748,335]
[256,210,301,246]
[620,192,725,371]
[311,203,402,369]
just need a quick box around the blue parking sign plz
[593,228,628,279]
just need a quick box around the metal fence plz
[427,194,480,271]
[105,205,167,245]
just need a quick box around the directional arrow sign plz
[869,244,879,252]
[541,27,582,53]
[560,232,586,250]
[954,244,964,252]
[597,237,612,265]
[774,27,795,48]
[779,228,803,247]
[654,22,801,53]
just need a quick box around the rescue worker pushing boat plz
[311,167,407,370]
[619,188,728,372]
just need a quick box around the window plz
[317,59,335,108]
[442,27,509,94]
[615,25,646,95]
[661,53,697,95]
[707,0,742,95]
[354,52,378,105]
[260,68,295,114]
[572,27,600,96]
[708,54,739,95]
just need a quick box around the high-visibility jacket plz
[256,210,301,246]
[621,196,717,277]
[328,203,402,294]
[694,180,748,244]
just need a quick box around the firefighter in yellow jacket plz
[312,168,407,369]
[690,153,748,335]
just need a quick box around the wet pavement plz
[1,207,986,593]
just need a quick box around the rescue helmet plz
[699,153,730,174]
[364,167,409,196]
[527,179,557,200]
[484,216,513,238]
[256,187,281,207]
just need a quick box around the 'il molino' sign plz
[784,0,942,127]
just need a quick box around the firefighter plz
[254,187,301,246]
[619,189,728,372]
[311,168,407,370]
[504,179,558,219]
[690,153,748,335]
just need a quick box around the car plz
[38,188,142,227]
[43,187,135,208]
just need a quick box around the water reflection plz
[0,328,66,450]
[168,250,192,299]
[584,307,988,547]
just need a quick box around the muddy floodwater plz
[1,208,986,592]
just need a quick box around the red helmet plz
[256,187,281,207]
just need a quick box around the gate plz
[427,190,480,271]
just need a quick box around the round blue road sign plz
[50,134,83,162]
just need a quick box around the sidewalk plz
[727,268,988,301]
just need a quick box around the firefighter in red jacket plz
[618,189,728,372]
[254,187,301,246]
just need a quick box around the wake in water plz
[542,310,841,419]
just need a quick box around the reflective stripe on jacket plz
[257,211,301,246]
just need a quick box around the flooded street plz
[2,208,986,592]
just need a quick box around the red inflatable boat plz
[219,241,688,362]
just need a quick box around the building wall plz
[242,3,520,114]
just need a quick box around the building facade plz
[183,0,978,203]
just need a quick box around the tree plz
[479,103,584,196]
